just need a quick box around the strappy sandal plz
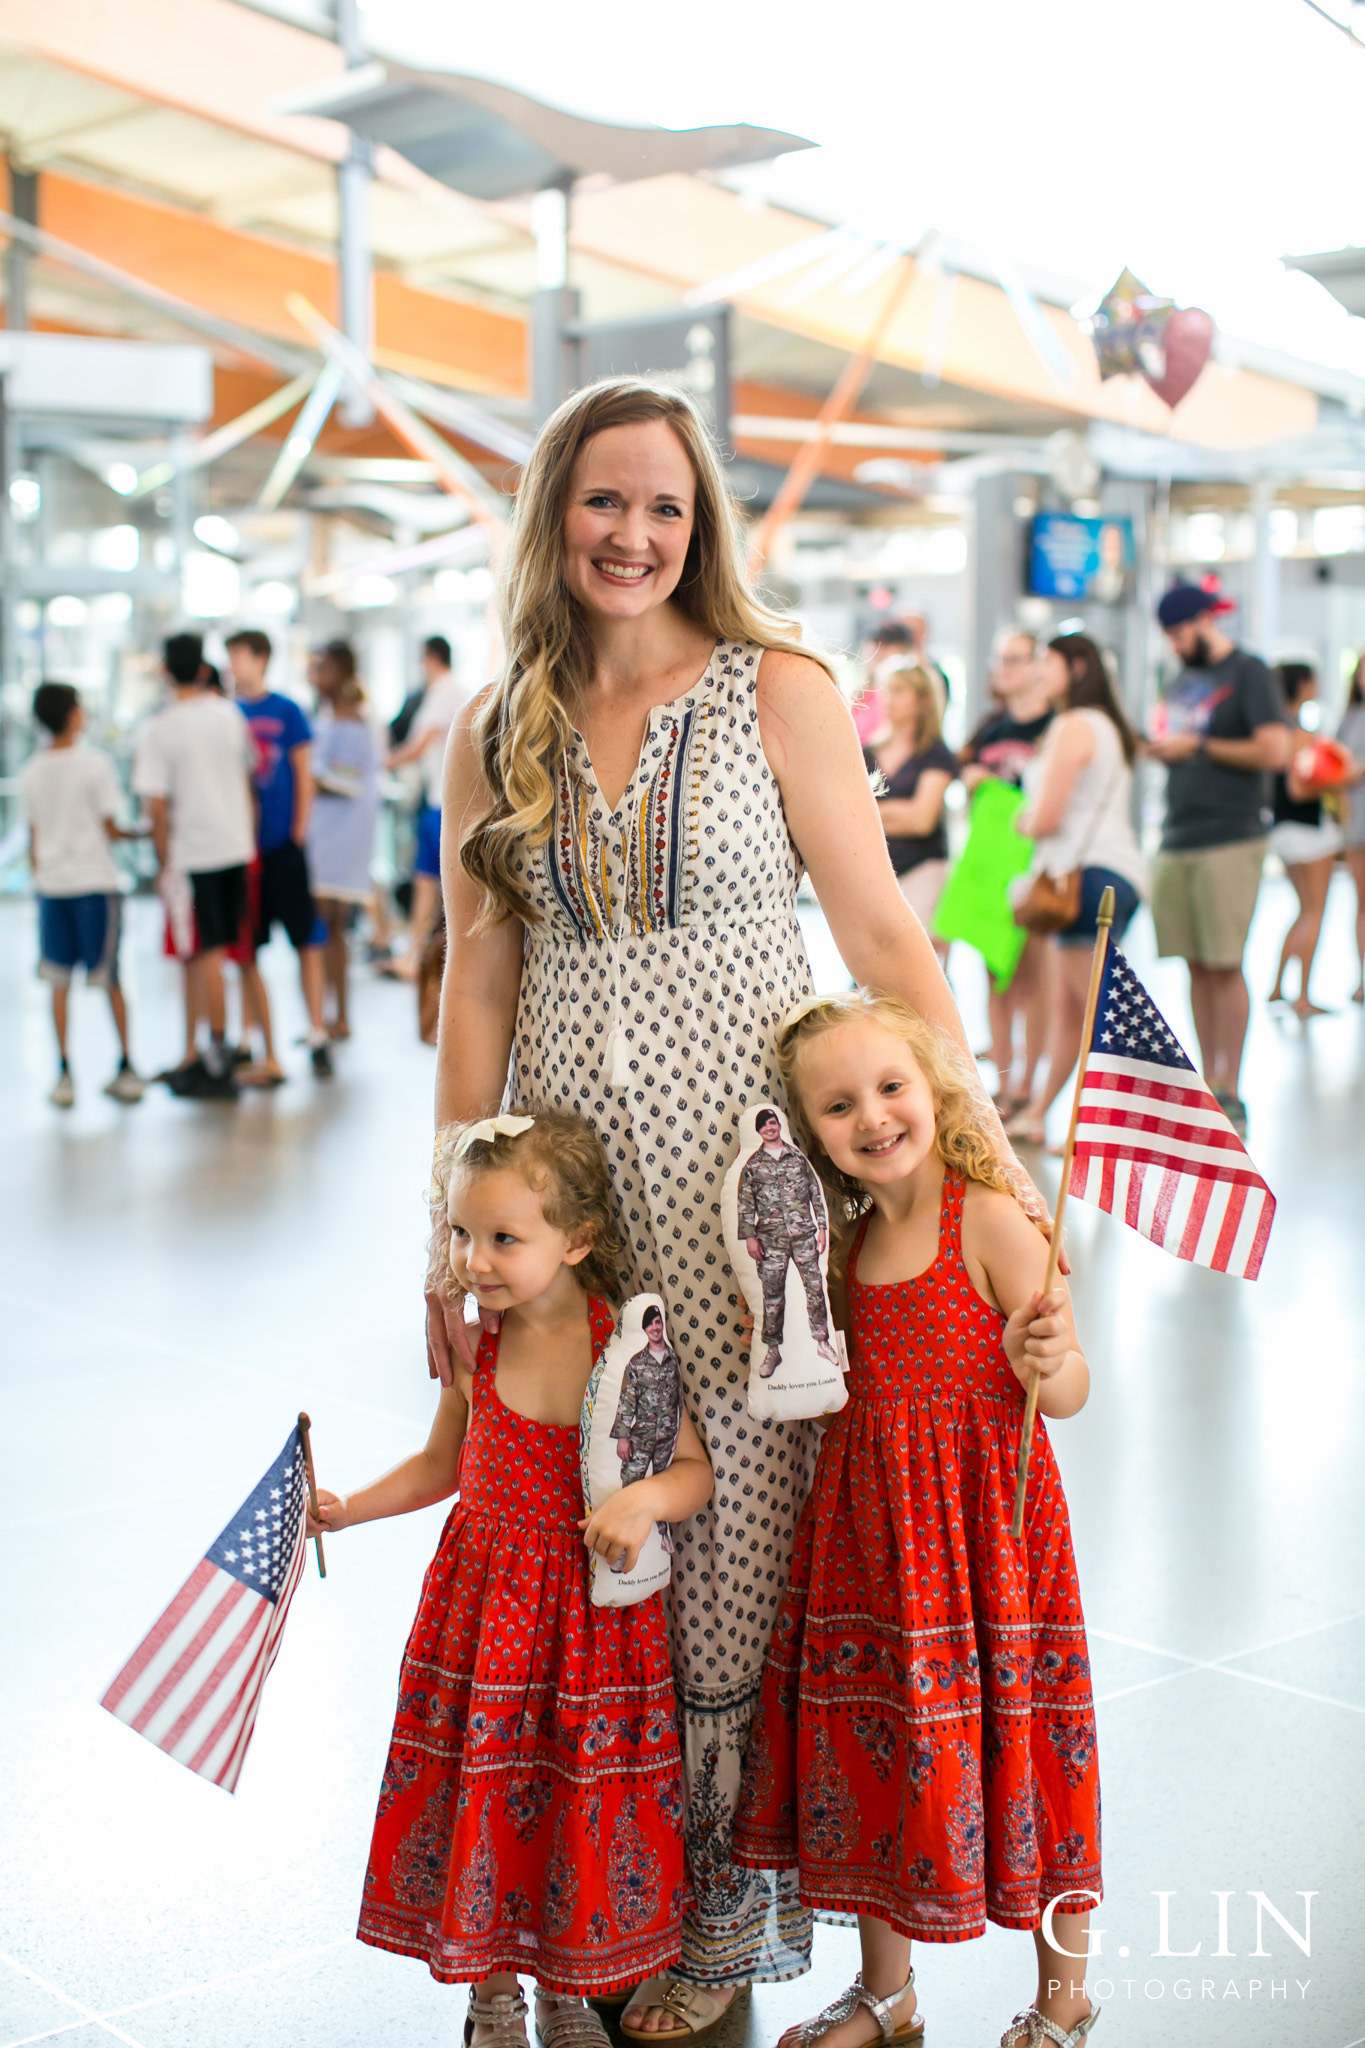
[535,1994,612,2048]
[464,1986,530,2048]
[1000,1999,1101,2046]
[618,1978,750,2044]
[782,1971,922,2048]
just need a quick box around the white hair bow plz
[455,1113,536,1157]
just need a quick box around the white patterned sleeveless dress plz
[507,639,818,1985]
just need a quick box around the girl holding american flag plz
[733,991,1103,2048]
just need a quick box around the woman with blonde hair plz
[864,663,959,963]
[425,377,1044,2042]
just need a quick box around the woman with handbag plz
[1004,634,1144,1146]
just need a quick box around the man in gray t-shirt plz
[1147,585,1291,1132]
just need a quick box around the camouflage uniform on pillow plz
[737,1140,831,1348]
[610,1336,684,1486]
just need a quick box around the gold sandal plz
[619,1978,750,2044]
[535,1994,612,2048]
[783,1971,922,2048]
[464,1988,530,2048]
[1000,2000,1100,2046]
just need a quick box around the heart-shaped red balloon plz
[1143,307,1214,408]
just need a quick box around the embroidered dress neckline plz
[570,642,722,821]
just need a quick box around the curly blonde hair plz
[461,376,833,928]
[428,1106,625,1303]
[775,989,1019,1262]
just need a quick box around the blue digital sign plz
[1029,512,1134,602]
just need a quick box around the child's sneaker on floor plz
[49,1067,75,1108]
[103,1063,145,1104]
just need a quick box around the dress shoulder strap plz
[473,1318,501,1385]
[845,1210,872,1285]
[587,1295,617,1365]
[938,1171,969,1267]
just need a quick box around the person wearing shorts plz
[386,636,470,982]
[21,682,146,1109]
[226,629,332,1080]
[133,631,256,1099]
[1147,584,1292,1133]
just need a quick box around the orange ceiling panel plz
[34,172,527,396]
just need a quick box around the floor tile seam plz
[1094,1657,1365,1716]
[1092,1664,1201,1706]
[0,1287,421,1432]
[1211,1608,1365,1663]
[1090,1607,1365,1671]
[0,1954,144,2048]
[1210,1663,1365,1716]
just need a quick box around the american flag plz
[101,1426,309,1793]
[1069,947,1276,1280]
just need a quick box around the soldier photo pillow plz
[721,1102,848,1422]
[579,1293,683,1608]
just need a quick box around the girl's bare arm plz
[580,1407,713,1570]
[962,1184,1089,1419]
[310,1375,472,1533]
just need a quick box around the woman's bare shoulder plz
[756,645,836,696]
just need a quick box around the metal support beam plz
[335,0,374,430]
[529,180,579,427]
[5,162,38,332]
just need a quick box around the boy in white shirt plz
[132,632,256,1099]
[20,683,145,1107]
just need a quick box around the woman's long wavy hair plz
[775,989,1020,1266]
[462,377,829,927]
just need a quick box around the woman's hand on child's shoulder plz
[308,1488,350,1537]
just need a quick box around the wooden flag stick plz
[1010,885,1115,1542]
[297,1411,326,1579]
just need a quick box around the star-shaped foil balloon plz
[1089,267,1175,381]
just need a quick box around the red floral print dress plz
[732,1174,1101,1943]
[358,1299,687,1992]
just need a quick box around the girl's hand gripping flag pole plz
[1010,889,1277,1540]
[1011,888,1115,1541]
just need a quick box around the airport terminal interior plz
[2,2,1364,2045]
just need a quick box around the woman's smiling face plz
[794,1018,939,1190]
[562,419,697,622]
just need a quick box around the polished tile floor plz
[2,878,1363,2048]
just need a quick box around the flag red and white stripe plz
[101,1427,308,1793]
[1068,949,1275,1280]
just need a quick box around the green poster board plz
[932,779,1034,989]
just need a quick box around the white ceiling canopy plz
[276,64,812,200]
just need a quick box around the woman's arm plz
[427,698,527,1384]
[309,1376,471,1533]
[1016,712,1092,838]
[875,769,953,838]
[757,650,973,1046]
[434,695,525,1128]
[962,1184,1089,1419]
[756,652,1063,1250]
[579,1407,714,1572]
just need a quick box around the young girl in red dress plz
[733,992,1102,2048]
[309,1110,713,2048]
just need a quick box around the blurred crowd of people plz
[859,585,1365,1150]
[19,627,470,1106]
[21,582,1365,1127]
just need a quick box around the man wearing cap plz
[1148,584,1291,1133]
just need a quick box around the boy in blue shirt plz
[225,629,332,1078]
